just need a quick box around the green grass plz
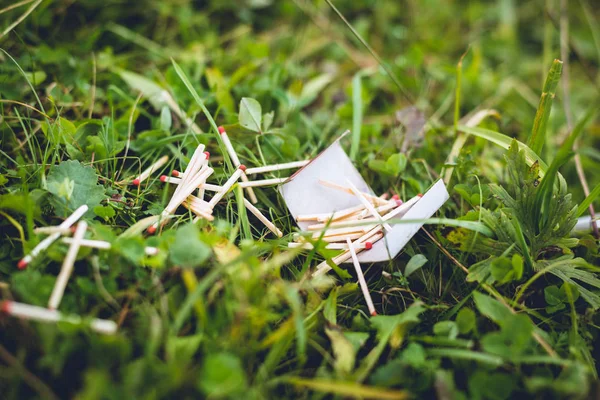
[1,1,600,399]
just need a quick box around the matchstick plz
[160,175,223,192]
[288,242,372,250]
[307,217,377,231]
[1,301,117,335]
[346,179,393,233]
[318,180,388,206]
[347,238,377,316]
[182,201,215,221]
[48,221,88,310]
[238,177,288,188]
[33,226,74,235]
[18,205,88,269]
[61,238,159,256]
[132,155,169,186]
[244,160,310,175]
[207,165,245,207]
[382,193,423,222]
[315,232,364,242]
[172,147,208,199]
[243,198,283,237]
[311,225,369,239]
[317,204,367,222]
[218,126,258,203]
[357,200,400,220]
[186,195,214,212]
[313,230,384,276]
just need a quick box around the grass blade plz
[528,59,563,155]
[286,378,409,400]
[577,182,600,218]
[350,72,363,161]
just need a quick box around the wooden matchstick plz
[18,205,88,269]
[132,155,169,186]
[238,177,288,188]
[346,179,393,233]
[317,180,388,206]
[33,226,74,235]
[288,242,371,250]
[1,301,117,335]
[311,225,369,239]
[307,217,377,231]
[244,160,310,175]
[160,175,223,192]
[382,194,423,222]
[356,200,400,219]
[207,166,246,207]
[313,230,384,276]
[243,198,283,237]
[218,126,258,203]
[61,238,159,256]
[172,146,208,199]
[182,201,215,221]
[346,238,377,316]
[48,221,88,310]
[316,204,367,222]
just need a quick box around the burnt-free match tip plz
[365,242,373,250]
[218,126,226,134]
[395,200,403,207]
[204,151,210,159]
[160,175,167,182]
[147,226,157,235]
[17,260,28,270]
[370,310,378,316]
[392,194,400,200]
[418,193,423,197]
[1,301,10,313]
[132,179,141,186]
[171,170,180,177]
[239,165,247,171]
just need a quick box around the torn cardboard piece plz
[280,136,449,263]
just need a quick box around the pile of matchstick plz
[290,180,423,315]
[151,126,309,237]
[6,204,128,334]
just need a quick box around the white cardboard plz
[280,137,449,263]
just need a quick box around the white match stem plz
[2,301,117,334]
[135,155,169,184]
[245,160,310,175]
[316,232,364,242]
[243,198,283,237]
[162,176,222,192]
[61,238,158,256]
[167,168,214,214]
[220,130,258,203]
[357,201,397,219]
[288,242,369,250]
[48,221,88,310]
[313,231,384,276]
[20,205,88,266]
[318,180,388,206]
[308,217,377,231]
[382,194,422,222]
[173,145,206,198]
[318,204,367,222]
[297,204,366,222]
[311,225,369,239]
[346,179,393,233]
[239,177,288,188]
[347,238,377,316]
[182,201,215,221]
[33,227,72,235]
[186,195,214,211]
[208,168,244,207]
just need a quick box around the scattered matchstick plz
[48,221,88,310]
[182,199,215,221]
[18,204,88,269]
[244,160,310,175]
[346,238,377,316]
[208,165,246,207]
[239,177,289,188]
[346,179,393,232]
[288,241,372,250]
[218,126,258,203]
[160,175,223,192]
[243,198,283,237]
[318,180,388,206]
[61,238,159,256]
[132,155,169,186]
[33,226,74,235]
[1,301,117,335]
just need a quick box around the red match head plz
[239,164,246,172]
[147,226,157,235]
[365,242,373,250]
[392,194,400,201]
[17,259,28,270]
[418,193,423,198]
[218,126,226,134]
[160,175,167,182]
[395,200,403,207]
[172,170,180,177]
[204,151,210,159]
[0,301,11,314]
[132,179,141,186]
[370,310,378,317]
